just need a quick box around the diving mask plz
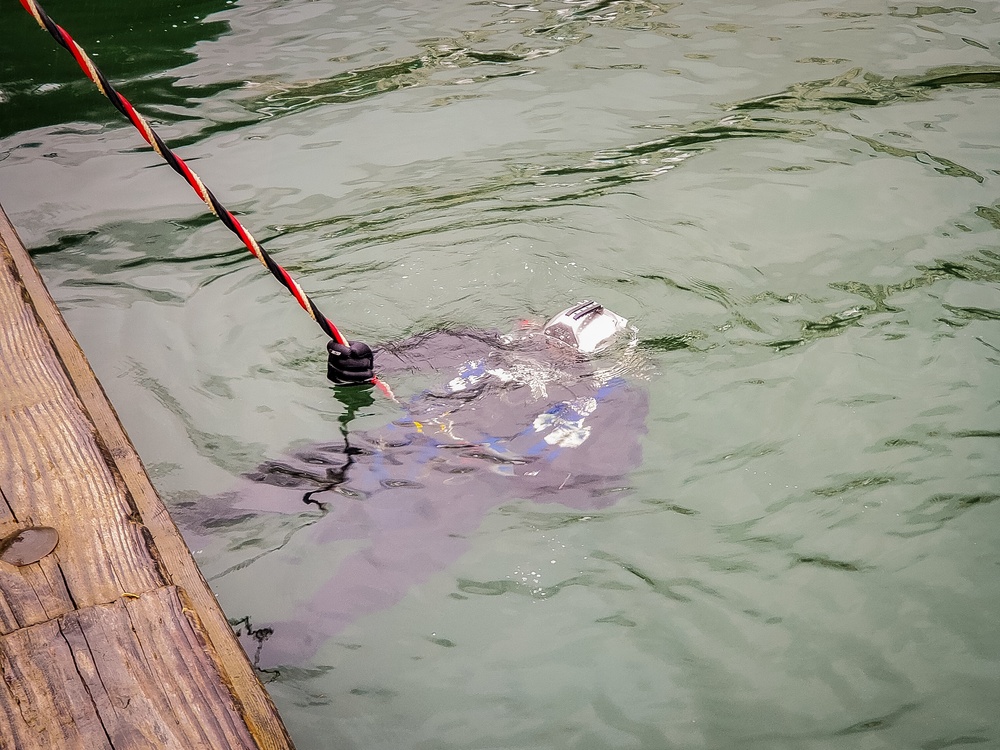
[542,301,628,354]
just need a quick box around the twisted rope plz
[19,0,361,352]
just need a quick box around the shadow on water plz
[0,0,233,137]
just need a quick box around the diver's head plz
[541,301,629,354]
[489,300,642,390]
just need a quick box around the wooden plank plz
[0,587,259,749]
[0,222,165,632]
[0,618,112,750]
[0,204,294,749]
[0,553,75,635]
[0,485,14,524]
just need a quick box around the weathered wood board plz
[0,587,258,749]
[0,203,294,750]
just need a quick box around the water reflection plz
[1,0,232,136]
[238,65,999,260]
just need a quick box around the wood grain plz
[0,587,259,749]
[0,223,164,632]
[0,203,294,749]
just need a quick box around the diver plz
[228,302,649,667]
[314,300,646,504]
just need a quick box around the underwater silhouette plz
[192,325,649,668]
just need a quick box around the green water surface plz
[2,1,999,748]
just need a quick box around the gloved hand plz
[326,340,375,384]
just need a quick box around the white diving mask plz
[542,301,628,354]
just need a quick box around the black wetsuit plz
[221,330,648,666]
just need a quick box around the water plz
[2,0,1000,747]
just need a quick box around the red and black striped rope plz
[18,0,352,349]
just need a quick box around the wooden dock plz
[0,203,295,749]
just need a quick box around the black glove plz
[327,340,374,384]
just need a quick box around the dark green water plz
[2,1,1000,748]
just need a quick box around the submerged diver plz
[325,299,632,383]
[219,302,649,667]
